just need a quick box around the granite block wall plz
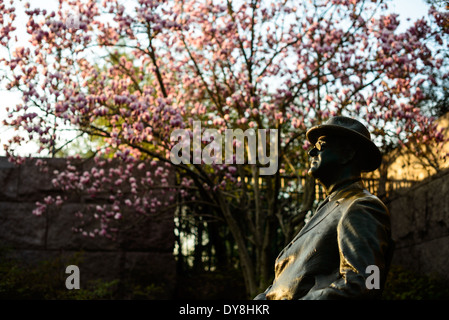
[0,157,175,298]
[387,167,449,281]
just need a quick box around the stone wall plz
[387,167,449,281]
[0,156,176,298]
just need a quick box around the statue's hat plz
[306,116,382,172]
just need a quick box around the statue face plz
[307,135,343,180]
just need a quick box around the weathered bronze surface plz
[254,117,393,300]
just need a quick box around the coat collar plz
[293,179,365,240]
[327,178,364,201]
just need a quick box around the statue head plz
[306,116,382,186]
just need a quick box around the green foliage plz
[0,247,168,300]
[383,265,449,300]
[0,248,115,299]
[122,283,167,300]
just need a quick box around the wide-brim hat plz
[306,116,382,172]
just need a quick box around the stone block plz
[17,158,66,199]
[73,250,123,283]
[46,203,119,251]
[118,212,174,251]
[393,236,449,281]
[390,193,415,244]
[426,177,449,231]
[414,236,449,280]
[0,202,46,249]
[0,158,19,200]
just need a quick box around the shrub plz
[0,247,118,299]
[0,247,167,299]
[383,265,449,300]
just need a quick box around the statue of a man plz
[254,116,393,300]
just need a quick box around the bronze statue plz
[254,116,393,300]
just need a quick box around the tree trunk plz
[216,190,258,297]
[259,219,273,291]
[207,220,228,270]
[193,216,204,272]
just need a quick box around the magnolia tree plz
[1,0,448,296]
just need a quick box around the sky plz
[0,0,435,157]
